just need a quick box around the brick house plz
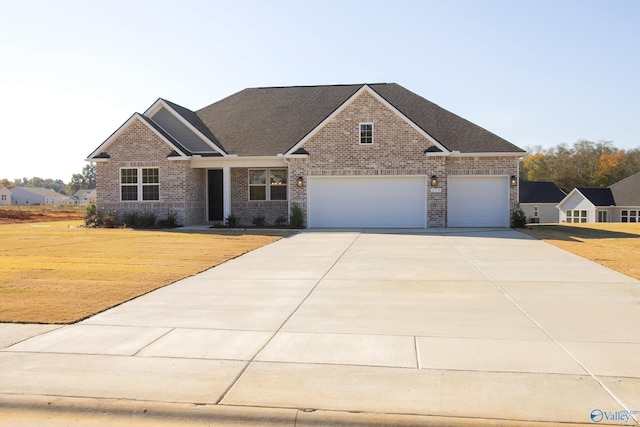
[87,83,525,228]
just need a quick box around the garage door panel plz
[448,176,509,227]
[308,177,426,228]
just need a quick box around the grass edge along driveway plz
[0,222,292,324]
[522,222,640,281]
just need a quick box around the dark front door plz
[208,169,224,221]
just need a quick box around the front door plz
[208,169,224,221]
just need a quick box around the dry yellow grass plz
[521,223,640,281]
[0,222,291,324]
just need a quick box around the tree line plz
[1,165,96,196]
[520,140,640,192]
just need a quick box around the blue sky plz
[1,0,638,181]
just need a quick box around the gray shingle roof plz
[161,99,225,152]
[195,85,362,156]
[519,181,566,204]
[369,84,524,153]
[192,83,524,156]
[609,171,640,206]
[577,188,616,206]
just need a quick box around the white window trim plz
[533,206,539,217]
[248,168,288,201]
[359,123,374,145]
[120,167,160,202]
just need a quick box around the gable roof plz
[196,84,363,156]
[194,83,524,156]
[575,188,616,207]
[609,171,640,206]
[12,187,69,199]
[519,181,566,204]
[369,84,524,154]
[90,83,524,160]
[87,113,191,160]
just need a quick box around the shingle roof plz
[138,115,193,157]
[369,84,524,153]
[609,171,640,206]
[577,188,616,206]
[12,187,69,198]
[519,181,566,204]
[192,83,524,156]
[195,85,362,156]
[161,99,225,152]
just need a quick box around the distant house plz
[10,187,73,205]
[557,171,640,223]
[0,186,11,205]
[519,181,566,223]
[72,189,97,205]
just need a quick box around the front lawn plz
[0,222,291,323]
[521,223,640,281]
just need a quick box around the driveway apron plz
[1,229,639,425]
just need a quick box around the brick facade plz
[230,168,288,226]
[95,119,205,226]
[95,92,519,228]
[288,91,519,227]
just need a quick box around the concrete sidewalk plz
[1,229,639,426]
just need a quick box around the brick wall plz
[95,118,205,225]
[230,168,288,226]
[290,90,519,227]
[291,90,445,227]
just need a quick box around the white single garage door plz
[448,176,509,227]
[308,176,426,228]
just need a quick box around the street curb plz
[0,394,602,426]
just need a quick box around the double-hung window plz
[120,168,160,201]
[621,210,639,223]
[249,169,287,201]
[359,123,373,145]
[566,209,587,223]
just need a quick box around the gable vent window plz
[120,168,160,201]
[359,123,373,145]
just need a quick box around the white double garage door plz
[307,175,509,228]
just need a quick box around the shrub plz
[139,212,157,228]
[124,212,139,228]
[274,216,287,226]
[158,211,179,228]
[252,216,266,227]
[225,215,239,227]
[290,205,304,228]
[101,212,118,228]
[84,203,100,228]
[511,204,527,228]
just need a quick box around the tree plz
[82,164,96,188]
[65,164,96,195]
[520,140,639,192]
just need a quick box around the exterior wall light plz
[430,175,438,186]
[510,175,517,186]
[296,176,304,187]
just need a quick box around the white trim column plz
[223,166,231,220]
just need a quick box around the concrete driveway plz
[1,229,639,426]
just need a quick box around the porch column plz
[223,166,231,220]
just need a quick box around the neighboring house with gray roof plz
[10,187,73,205]
[557,171,640,223]
[519,181,566,223]
[87,83,525,227]
[72,189,97,205]
[0,186,11,205]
